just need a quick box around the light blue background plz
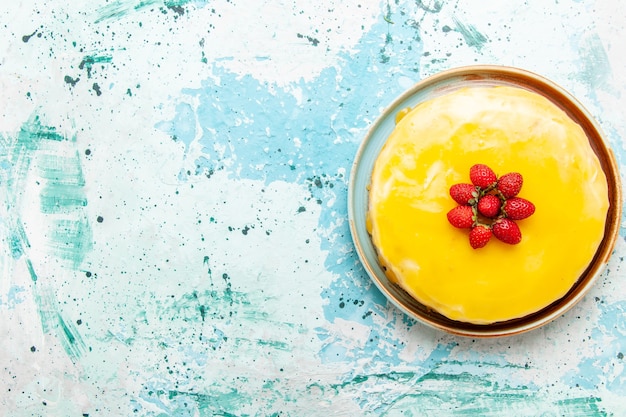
[1,1,625,415]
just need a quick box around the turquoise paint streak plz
[40,184,88,213]
[94,0,161,23]
[451,16,489,50]
[25,258,38,282]
[48,218,93,265]
[37,153,86,186]
[37,152,87,217]
[33,285,87,363]
[2,115,64,206]
[94,0,209,23]
[317,363,607,416]
[37,149,92,265]
[1,113,91,361]
[138,381,254,417]
[7,219,30,259]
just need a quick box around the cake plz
[367,85,610,324]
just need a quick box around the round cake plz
[367,85,610,324]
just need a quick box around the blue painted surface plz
[1,0,625,415]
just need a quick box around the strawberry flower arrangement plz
[447,164,535,249]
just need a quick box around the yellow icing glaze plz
[368,85,609,324]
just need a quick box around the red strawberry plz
[449,183,478,205]
[477,194,501,218]
[446,205,474,229]
[498,172,523,198]
[492,218,522,244]
[469,225,492,249]
[503,197,535,220]
[469,164,497,189]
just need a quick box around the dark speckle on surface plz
[167,5,185,16]
[297,33,320,47]
[64,75,80,87]
[22,30,40,43]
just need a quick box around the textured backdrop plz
[1,0,625,415]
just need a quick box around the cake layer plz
[368,85,609,324]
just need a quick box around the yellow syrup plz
[368,86,609,324]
